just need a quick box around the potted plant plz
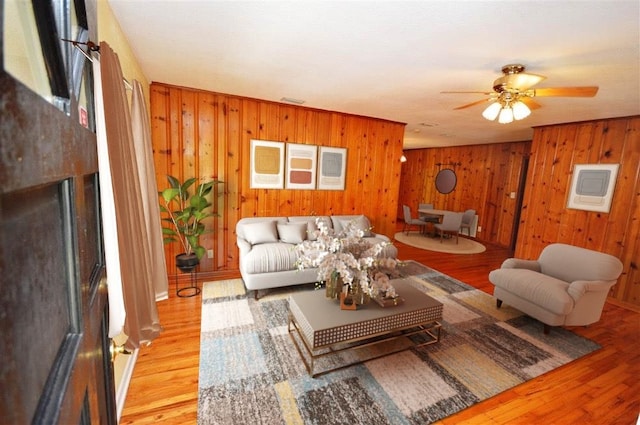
[159,175,222,272]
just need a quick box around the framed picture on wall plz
[250,139,285,189]
[285,143,317,189]
[317,146,347,190]
[567,163,619,213]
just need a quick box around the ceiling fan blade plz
[441,91,493,95]
[521,97,542,110]
[453,98,492,110]
[532,87,599,97]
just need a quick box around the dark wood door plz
[0,1,116,423]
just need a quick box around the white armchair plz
[488,243,623,333]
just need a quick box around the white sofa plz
[236,215,398,298]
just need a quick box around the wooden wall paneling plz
[605,119,640,303]
[517,127,551,255]
[568,122,604,249]
[597,119,631,254]
[341,115,357,215]
[557,124,589,246]
[225,96,242,271]
[196,92,215,271]
[583,121,624,251]
[484,146,501,243]
[380,122,403,234]
[240,98,259,218]
[499,144,520,246]
[281,105,298,215]
[180,89,197,179]
[494,144,512,246]
[619,118,640,306]
[308,111,329,215]
[151,85,172,274]
[542,125,575,246]
[258,103,280,216]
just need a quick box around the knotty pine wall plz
[151,83,405,281]
[517,116,640,309]
[398,141,532,248]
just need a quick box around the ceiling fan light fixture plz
[482,102,502,121]
[498,106,514,124]
[512,100,531,120]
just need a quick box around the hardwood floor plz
[120,236,640,424]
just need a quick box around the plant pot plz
[176,253,199,273]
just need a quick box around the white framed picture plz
[250,139,285,189]
[285,143,317,189]
[567,163,619,213]
[317,146,347,190]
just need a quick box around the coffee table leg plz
[288,313,316,377]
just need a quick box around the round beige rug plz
[394,231,486,254]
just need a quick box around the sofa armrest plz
[567,279,616,302]
[501,258,541,272]
[237,238,252,257]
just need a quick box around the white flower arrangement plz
[294,218,401,297]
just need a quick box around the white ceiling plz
[108,1,640,149]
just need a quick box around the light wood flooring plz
[120,235,640,424]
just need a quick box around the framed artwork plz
[250,139,285,189]
[317,146,347,190]
[567,163,619,213]
[285,143,317,189]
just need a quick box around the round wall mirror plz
[435,168,457,194]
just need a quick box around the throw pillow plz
[340,215,372,237]
[288,217,324,240]
[244,221,278,245]
[277,222,307,244]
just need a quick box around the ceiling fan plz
[442,64,599,124]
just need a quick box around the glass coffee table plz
[288,280,443,377]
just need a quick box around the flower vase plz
[325,275,343,299]
[351,282,371,305]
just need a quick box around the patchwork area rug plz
[198,264,599,425]
[394,231,486,254]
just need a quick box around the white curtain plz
[92,53,126,337]
[130,79,169,298]
[95,42,162,349]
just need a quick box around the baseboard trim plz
[156,290,168,301]
[116,348,139,423]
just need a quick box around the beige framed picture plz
[317,146,347,190]
[285,143,317,189]
[250,139,284,189]
[566,163,619,213]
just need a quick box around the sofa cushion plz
[244,220,278,245]
[287,216,331,241]
[241,242,299,274]
[277,222,307,244]
[489,268,574,315]
[332,215,372,236]
[339,215,372,237]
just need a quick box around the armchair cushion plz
[489,268,573,315]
